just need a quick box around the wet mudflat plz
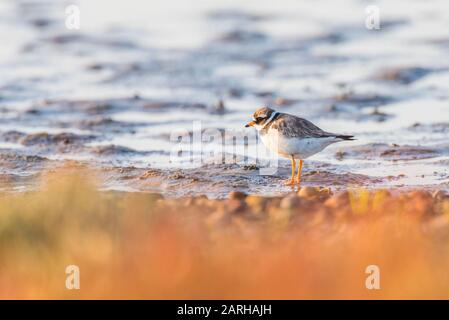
[0,0,448,197]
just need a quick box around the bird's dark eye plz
[256,117,265,122]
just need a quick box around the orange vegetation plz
[0,168,449,299]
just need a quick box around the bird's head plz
[245,106,276,130]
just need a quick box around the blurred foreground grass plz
[1,167,449,299]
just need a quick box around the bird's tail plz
[335,135,355,141]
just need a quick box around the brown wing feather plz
[266,114,335,138]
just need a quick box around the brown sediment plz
[0,152,48,170]
[34,97,208,116]
[42,33,140,51]
[272,97,301,107]
[357,107,392,122]
[142,101,207,111]
[33,99,119,115]
[372,66,433,84]
[20,132,96,148]
[302,170,382,185]
[215,30,268,43]
[96,163,383,198]
[0,172,39,188]
[207,9,271,22]
[76,117,127,129]
[0,139,441,196]
[409,122,449,133]
[336,143,439,161]
[88,145,140,156]
[333,92,392,107]
[0,130,27,142]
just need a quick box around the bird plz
[245,106,354,186]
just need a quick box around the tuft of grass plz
[0,167,449,299]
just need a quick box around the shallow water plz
[0,0,448,197]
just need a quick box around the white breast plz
[260,129,338,159]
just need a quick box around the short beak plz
[245,121,256,128]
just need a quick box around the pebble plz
[229,191,247,200]
[245,195,268,214]
[298,186,320,198]
[298,186,332,201]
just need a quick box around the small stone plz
[274,97,298,107]
[229,191,247,200]
[298,186,320,198]
[320,187,332,197]
[214,99,226,113]
[245,195,267,214]
[298,186,331,201]
[169,172,184,179]
[243,164,258,170]
[335,150,346,161]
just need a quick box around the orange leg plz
[296,159,303,185]
[285,156,296,186]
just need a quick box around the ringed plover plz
[246,107,354,186]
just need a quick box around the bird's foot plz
[284,179,296,186]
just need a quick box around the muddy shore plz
[1,0,449,197]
